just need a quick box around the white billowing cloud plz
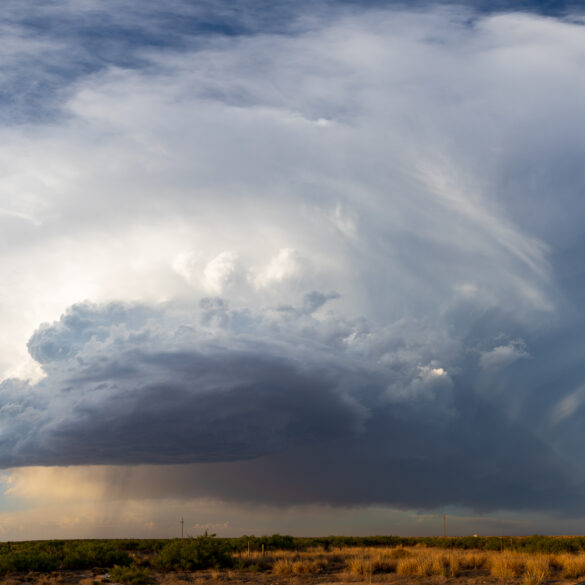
[480,340,531,371]
[2,8,576,384]
[203,251,240,294]
[410,364,453,397]
[172,250,202,286]
[388,363,454,407]
[422,366,448,379]
[253,248,304,288]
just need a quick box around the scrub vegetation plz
[3,534,585,584]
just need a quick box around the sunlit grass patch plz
[489,552,526,579]
[459,551,488,569]
[522,555,552,585]
[346,548,404,576]
[557,552,585,578]
[396,554,432,576]
[273,557,327,575]
[346,555,372,577]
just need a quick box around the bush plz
[153,536,232,571]
[62,541,132,569]
[2,550,60,572]
[110,564,152,585]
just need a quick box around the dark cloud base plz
[2,298,585,514]
[102,394,581,513]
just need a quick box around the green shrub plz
[0,540,132,573]
[110,564,152,585]
[61,541,132,569]
[153,535,232,571]
[5,550,60,572]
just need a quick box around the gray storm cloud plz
[9,298,372,466]
[2,294,585,513]
[1,3,585,518]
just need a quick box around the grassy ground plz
[5,545,585,585]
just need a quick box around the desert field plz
[3,536,585,585]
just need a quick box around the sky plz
[1,0,585,539]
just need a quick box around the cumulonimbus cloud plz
[0,293,583,514]
[1,3,585,517]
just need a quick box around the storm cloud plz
[1,0,585,527]
[2,289,585,513]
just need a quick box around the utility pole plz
[443,514,446,538]
[181,517,184,539]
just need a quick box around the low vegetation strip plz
[2,534,585,584]
[223,533,585,554]
[153,536,232,570]
[0,540,132,572]
[342,547,585,584]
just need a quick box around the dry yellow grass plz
[370,550,399,573]
[272,558,294,575]
[459,551,487,569]
[292,560,316,574]
[144,548,585,585]
[398,553,437,577]
[241,545,585,584]
[346,547,420,576]
[14,546,585,585]
[343,547,480,579]
[443,553,462,577]
[273,557,327,575]
[489,551,526,578]
[522,555,552,585]
[394,550,460,578]
[395,555,422,576]
[34,576,66,585]
[556,552,585,578]
[346,555,372,577]
[157,576,194,585]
